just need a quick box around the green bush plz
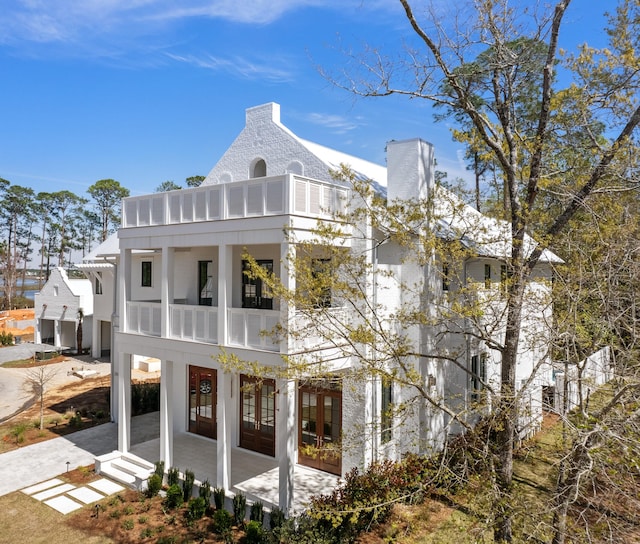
[213,487,226,510]
[213,508,233,534]
[245,520,266,544]
[121,519,134,530]
[131,382,160,415]
[269,506,286,530]
[164,484,183,510]
[186,497,207,520]
[250,501,264,524]
[146,473,162,498]
[154,460,165,479]
[232,492,247,526]
[167,466,180,487]
[199,479,212,505]
[182,468,195,502]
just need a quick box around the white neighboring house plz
[34,267,93,353]
[108,102,561,512]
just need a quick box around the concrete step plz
[111,458,154,478]
[100,464,136,487]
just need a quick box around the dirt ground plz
[0,356,157,453]
[0,308,35,338]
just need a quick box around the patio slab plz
[32,483,76,501]
[88,478,125,495]
[44,495,84,514]
[21,478,64,496]
[68,486,105,504]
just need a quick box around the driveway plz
[0,344,111,423]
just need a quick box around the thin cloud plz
[305,112,362,134]
[166,52,295,83]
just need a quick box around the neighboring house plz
[109,102,561,511]
[76,233,119,360]
[34,267,93,352]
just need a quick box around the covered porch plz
[129,424,339,514]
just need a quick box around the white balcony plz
[121,174,349,228]
[169,304,218,343]
[228,308,281,352]
[127,301,161,337]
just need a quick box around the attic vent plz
[286,160,303,175]
[252,159,267,178]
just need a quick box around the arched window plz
[285,161,304,175]
[252,159,267,178]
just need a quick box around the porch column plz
[91,315,100,359]
[159,359,174,468]
[216,371,232,490]
[363,378,375,467]
[161,247,174,337]
[118,249,132,333]
[35,319,41,344]
[277,379,296,513]
[217,244,232,345]
[117,352,132,452]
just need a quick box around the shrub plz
[199,479,212,505]
[154,460,165,480]
[167,466,180,487]
[182,468,195,502]
[250,501,264,524]
[164,484,183,509]
[146,473,162,498]
[187,497,207,521]
[121,519,134,531]
[269,506,286,530]
[245,520,265,544]
[232,492,247,526]
[213,508,233,534]
[213,487,226,510]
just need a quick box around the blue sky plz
[0,1,613,197]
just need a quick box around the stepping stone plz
[68,487,105,504]
[88,478,124,495]
[32,483,76,501]
[44,495,83,515]
[21,478,64,496]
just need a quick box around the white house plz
[34,267,93,353]
[106,103,560,512]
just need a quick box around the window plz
[311,258,332,308]
[141,261,152,287]
[442,264,450,292]
[242,260,273,310]
[484,264,491,288]
[381,381,393,444]
[95,273,103,295]
[471,353,487,402]
[252,159,267,178]
[198,261,213,306]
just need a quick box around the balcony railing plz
[127,301,161,337]
[227,308,281,352]
[169,304,218,343]
[121,174,349,228]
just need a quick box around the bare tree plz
[25,364,59,430]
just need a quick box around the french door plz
[242,260,273,310]
[239,375,276,456]
[188,366,216,439]
[299,384,342,475]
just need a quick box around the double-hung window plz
[141,261,152,287]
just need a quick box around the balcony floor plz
[129,413,338,514]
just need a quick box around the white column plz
[216,371,232,490]
[54,319,61,348]
[277,379,296,513]
[160,359,174,468]
[161,246,174,338]
[118,249,131,333]
[217,244,232,346]
[91,316,100,358]
[35,319,42,344]
[117,352,132,452]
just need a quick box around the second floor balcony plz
[122,174,349,229]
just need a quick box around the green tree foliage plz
[87,178,130,242]
[185,175,205,187]
[155,180,182,192]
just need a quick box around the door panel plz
[242,260,273,310]
[298,384,342,475]
[188,366,216,439]
[239,375,276,456]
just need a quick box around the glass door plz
[242,260,273,310]
[188,366,216,439]
[239,375,276,456]
[299,384,342,475]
